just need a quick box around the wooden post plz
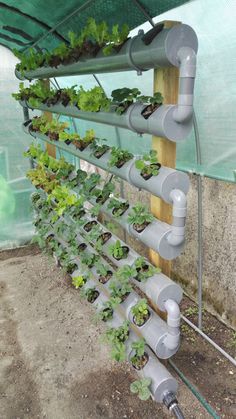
[41,80,56,158]
[149,21,180,278]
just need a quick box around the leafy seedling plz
[130,378,152,401]
[131,299,150,327]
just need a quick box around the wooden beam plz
[41,80,56,158]
[149,21,180,278]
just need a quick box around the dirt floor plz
[0,246,235,419]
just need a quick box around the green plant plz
[103,320,130,361]
[77,86,111,112]
[81,173,101,197]
[135,150,161,179]
[81,286,99,303]
[108,147,133,168]
[130,378,152,401]
[130,339,148,370]
[131,299,150,326]
[128,203,155,232]
[115,265,137,282]
[109,275,132,302]
[93,181,115,204]
[108,240,129,260]
[80,251,99,268]
[107,197,129,217]
[98,300,114,322]
[72,275,86,289]
[134,257,161,282]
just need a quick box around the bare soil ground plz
[0,247,235,419]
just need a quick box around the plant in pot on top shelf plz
[107,197,129,217]
[108,239,129,260]
[128,203,155,233]
[131,299,150,327]
[133,257,161,282]
[130,338,149,370]
[135,150,161,180]
[103,320,130,362]
[108,147,133,168]
[130,378,152,401]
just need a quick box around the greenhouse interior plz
[0,0,235,418]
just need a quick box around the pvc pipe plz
[15,24,198,80]
[173,47,197,123]
[122,292,179,359]
[167,189,187,246]
[164,300,181,351]
[24,121,190,202]
[22,100,193,142]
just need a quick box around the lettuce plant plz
[130,378,152,401]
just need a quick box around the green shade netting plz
[0,0,189,52]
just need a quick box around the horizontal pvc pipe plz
[23,121,190,202]
[15,24,198,80]
[122,292,179,359]
[20,100,193,142]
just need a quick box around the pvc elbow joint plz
[173,47,197,123]
[167,189,187,246]
[164,299,180,351]
[164,299,181,328]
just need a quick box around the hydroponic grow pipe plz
[84,187,187,259]
[15,24,197,81]
[63,210,183,312]
[23,120,190,202]
[49,219,180,358]
[33,201,183,410]
[20,98,192,142]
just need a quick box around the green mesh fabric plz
[0,0,189,52]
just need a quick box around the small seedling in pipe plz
[93,181,115,204]
[130,378,152,401]
[133,257,161,282]
[108,147,133,168]
[108,240,129,260]
[130,339,149,370]
[72,275,86,289]
[115,265,137,282]
[109,276,133,302]
[135,150,161,180]
[131,299,150,327]
[103,320,130,362]
[90,139,109,159]
[107,197,129,217]
[81,287,100,303]
[128,203,155,233]
[95,261,113,284]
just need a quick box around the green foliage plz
[103,321,130,362]
[131,299,149,326]
[77,86,111,112]
[109,273,133,301]
[108,240,128,260]
[131,338,146,358]
[133,257,161,282]
[128,203,155,227]
[107,197,129,217]
[115,265,137,282]
[130,378,152,401]
[135,150,160,177]
[111,87,141,103]
[108,147,133,168]
[72,275,86,289]
[80,286,99,303]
